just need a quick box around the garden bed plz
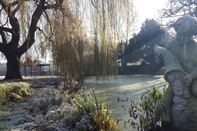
[0,78,180,131]
[0,78,117,131]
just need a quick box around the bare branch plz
[159,0,197,27]
[12,4,20,15]
[0,31,7,44]
[44,0,64,10]
[0,1,20,37]
[17,0,46,56]
[0,42,6,53]
[43,10,53,38]
[36,26,48,39]
[10,0,19,7]
[0,26,13,33]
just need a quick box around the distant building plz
[0,61,50,76]
[22,61,50,77]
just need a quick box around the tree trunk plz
[4,54,22,80]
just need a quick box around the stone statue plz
[154,15,197,131]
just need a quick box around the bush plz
[118,86,165,131]
[140,86,165,131]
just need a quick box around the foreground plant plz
[118,86,165,131]
[0,82,30,105]
[74,88,118,131]
[140,86,165,131]
[39,96,63,110]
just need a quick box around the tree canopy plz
[51,0,137,81]
[124,19,166,66]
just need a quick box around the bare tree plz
[0,0,64,79]
[158,0,197,27]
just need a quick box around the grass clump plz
[0,82,30,105]
[39,96,63,111]
[73,88,118,131]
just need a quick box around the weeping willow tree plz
[51,0,137,81]
[51,5,86,81]
[89,0,137,80]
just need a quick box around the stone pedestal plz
[165,70,197,130]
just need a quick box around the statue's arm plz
[183,67,197,86]
[183,44,197,86]
[189,67,197,79]
[189,49,197,80]
[166,40,174,50]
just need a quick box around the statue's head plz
[173,14,197,44]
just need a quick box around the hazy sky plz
[134,0,168,29]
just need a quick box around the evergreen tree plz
[124,19,166,71]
